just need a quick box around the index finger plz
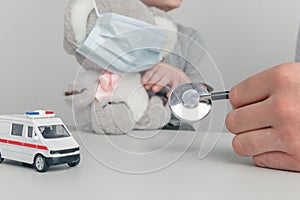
[230,67,274,108]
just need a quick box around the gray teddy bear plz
[63,0,181,134]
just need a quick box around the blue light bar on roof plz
[25,112,40,115]
[25,110,55,118]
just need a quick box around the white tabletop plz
[1,129,299,200]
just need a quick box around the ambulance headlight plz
[50,151,60,155]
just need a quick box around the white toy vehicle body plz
[0,111,80,172]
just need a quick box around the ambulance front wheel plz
[0,152,4,163]
[68,157,80,167]
[34,155,49,172]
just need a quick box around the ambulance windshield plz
[38,125,70,139]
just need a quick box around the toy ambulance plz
[0,110,80,172]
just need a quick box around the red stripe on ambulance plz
[23,143,36,149]
[0,138,8,143]
[37,145,48,150]
[8,140,23,146]
[0,138,48,150]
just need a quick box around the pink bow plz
[95,71,122,101]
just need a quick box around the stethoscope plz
[168,83,229,122]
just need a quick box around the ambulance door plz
[8,123,25,162]
[0,121,11,158]
[23,125,38,164]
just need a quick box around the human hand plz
[142,62,191,96]
[226,63,300,171]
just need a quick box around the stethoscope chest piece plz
[168,83,212,122]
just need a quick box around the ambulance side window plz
[11,124,23,137]
[28,126,33,138]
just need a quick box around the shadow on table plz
[2,160,77,173]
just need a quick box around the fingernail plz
[253,156,265,167]
[226,111,238,134]
[233,136,246,156]
[153,86,159,92]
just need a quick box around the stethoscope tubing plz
[211,91,230,101]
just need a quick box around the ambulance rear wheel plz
[34,155,49,172]
[0,152,4,163]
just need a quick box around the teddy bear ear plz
[64,0,95,55]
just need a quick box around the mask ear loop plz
[92,0,101,17]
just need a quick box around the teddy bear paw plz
[91,100,136,135]
[135,96,171,130]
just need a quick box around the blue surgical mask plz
[76,1,167,75]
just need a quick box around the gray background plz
[0,0,299,125]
